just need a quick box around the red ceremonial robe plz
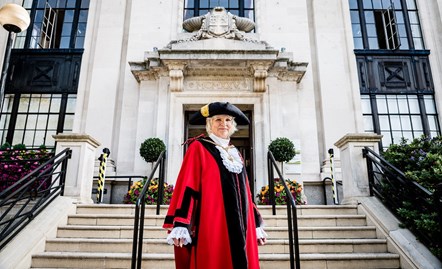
[163,137,262,269]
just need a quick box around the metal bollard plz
[328,148,339,204]
[97,148,110,204]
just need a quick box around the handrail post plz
[292,205,301,269]
[362,147,375,196]
[267,151,300,269]
[322,177,331,205]
[267,152,276,215]
[156,153,166,215]
[286,202,294,268]
[59,149,72,196]
[131,205,140,269]
[131,150,166,268]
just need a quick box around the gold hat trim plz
[201,104,210,117]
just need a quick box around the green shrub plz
[382,135,442,258]
[139,138,166,163]
[268,137,296,162]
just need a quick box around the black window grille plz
[15,0,90,49]
[184,0,254,21]
[1,94,76,148]
[349,0,424,50]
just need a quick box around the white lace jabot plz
[209,134,244,174]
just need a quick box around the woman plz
[163,102,267,269]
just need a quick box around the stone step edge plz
[76,204,358,209]
[32,252,400,260]
[45,238,387,244]
[56,225,377,231]
[68,214,366,219]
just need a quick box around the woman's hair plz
[206,116,238,137]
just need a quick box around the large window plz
[350,0,439,148]
[0,0,89,148]
[184,0,254,21]
[0,94,76,147]
[362,94,439,147]
[349,0,424,50]
[15,0,90,49]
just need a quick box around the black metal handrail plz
[131,150,166,269]
[0,148,71,249]
[362,146,442,256]
[322,177,342,205]
[267,151,300,269]
[92,175,146,203]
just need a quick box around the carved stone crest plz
[206,8,230,36]
[182,7,255,41]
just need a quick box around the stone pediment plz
[129,7,308,92]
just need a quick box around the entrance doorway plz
[184,105,255,196]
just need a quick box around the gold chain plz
[201,139,235,161]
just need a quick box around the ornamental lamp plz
[0,3,30,114]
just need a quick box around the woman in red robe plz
[163,102,267,269]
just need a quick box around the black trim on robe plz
[199,138,249,269]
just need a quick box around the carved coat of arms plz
[182,7,255,41]
[205,8,230,36]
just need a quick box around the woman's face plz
[210,115,234,139]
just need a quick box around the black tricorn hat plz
[189,102,250,125]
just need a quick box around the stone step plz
[31,252,400,269]
[44,238,388,254]
[67,214,367,227]
[56,225,378,240]
[74,204,359,216]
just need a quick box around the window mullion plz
[5,94,20,144]
[24,0,39,48]
[400,0,415,49]
[57,94,68,133]
[417,94,431,136]
[357,0,370,49]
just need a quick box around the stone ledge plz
[357,196,441,269]
[0,196,77,269]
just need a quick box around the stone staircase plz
[30,204,401,269]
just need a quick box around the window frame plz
[349,0,425,51]
[16,0,89,49]
[183,0,255,21]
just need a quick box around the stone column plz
[334,133,383,205]
[53,133,101,204]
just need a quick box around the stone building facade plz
[1,0,442,200]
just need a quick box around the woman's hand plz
[257,237,266,246]
[256,226,268,246]
[173,237,186,247]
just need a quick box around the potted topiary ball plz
[268,137,296,172]
[139,138,166,163]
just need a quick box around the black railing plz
[0,148,71,249]
[92,175,146,203]
[267,151,300,269]
[322,177,341,205]
[362,146,442,256]
[131,150,166,269]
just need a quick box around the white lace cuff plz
[166,227,192,245]
[256,227,268,239]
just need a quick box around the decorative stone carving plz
[182,7,255,42]
[184,77,252,92]
[253,67,268,92]
[167,63,185,92]
[128,7,308,87]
